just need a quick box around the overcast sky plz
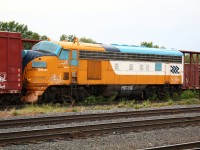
[1,0,200,50]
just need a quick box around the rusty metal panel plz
[183,64,200,89]
[181,51,200,90]
[87,60,101,80]
[0,32,22,93]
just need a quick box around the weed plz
[134,105,142,109]
[12,110,20,116]
[72,109,77,112]
[142,100,151,107]
[166,100,174,106]
[82,95,96,104]
[96,96,107,103]
[148,94,158,101]
[107,93,117,102]
[163,92,172,101]
[181,90,198,99]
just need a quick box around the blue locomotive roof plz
[110,44,183,57]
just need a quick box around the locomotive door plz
[58,49,70,83]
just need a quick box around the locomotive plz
[21,38,183,103]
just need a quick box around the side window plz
[140,64,143,71]
[146,64,150,71]
[59,49,69,60]
[71,50,78,66]
[155,63,162,71]
[114,63,119,70]
[72,50,77,59]
[129,64,133,70]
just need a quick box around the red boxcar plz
[0,31,22,104]
[180,50,200,90]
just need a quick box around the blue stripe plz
[113,45,183,56]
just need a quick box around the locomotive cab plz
[22,41,72,103]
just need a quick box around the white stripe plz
[110,61,183,76]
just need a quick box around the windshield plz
[32,41,62,56]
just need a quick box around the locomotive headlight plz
[32,61,47,68]
[26,77,31,81]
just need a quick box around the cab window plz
[59,49,69,60]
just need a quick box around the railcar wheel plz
[0,95,12,106]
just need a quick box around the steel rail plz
[0,115,200,145]
[0,106,200,128]
[143,141,200,150]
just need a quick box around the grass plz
[8,103,67,116]
[0,90,200,118]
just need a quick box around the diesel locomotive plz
[21,38,183,103]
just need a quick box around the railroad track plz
[0,106,200,128]
[143,141,200,150]
[1,115,200,146]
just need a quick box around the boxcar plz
[0,32,22,105]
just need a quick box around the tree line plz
[0,21,163,49]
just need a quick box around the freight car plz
[0,32,22,105]
[0,31,39,105]
[22,39,184,103]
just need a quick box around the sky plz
[0,0,200,50]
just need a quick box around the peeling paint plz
[49,74,62,84]
[0,73,7,82]
[0,84,6,89]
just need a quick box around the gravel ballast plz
[2,126,200,150]
[1,105,200,149]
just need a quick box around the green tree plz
[141,41,159,48]
[80,37,96,43]
[0,21,47,49]
[60,34,96,43]
[60,34,76,42]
